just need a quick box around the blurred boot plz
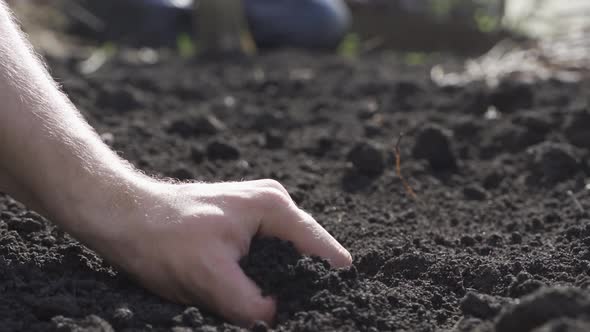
[245,0,351,50]
[73,0,192,47]
[195,0,256,57]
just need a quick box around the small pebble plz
[194,114,227,135]
[460,235,476,247]
[190,145,205,163]
[100,132,115,146]
[527,142,580,183]
[463,185,488,201]
[563,109,590,149]
[496,287,590,332]
[52,315,113,332]
[489,79,533,113]
[347,141,386,176]
[251,320,269,332]
[181,307,203,327]
[412,124,457,170]
[510,232,522,244]
[207,141,240,160]
[112,307,134,327]
[167,114,226,137]
[460,291,504,319]
[264,130,284,149]
[170,166,193,180]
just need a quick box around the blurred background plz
[6,0,590,84]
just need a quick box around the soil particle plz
[461,235,477,247]
[167,113,227,137]
[7,215,44,233]
[99,132,115,146]
[508,273,546,298]
[563,108,590,150]
[251,321,270,332]
[482,169,504,189]
[531,318,590,332]
[394,80,425,110]
[453,317,492,331]
[51,314,113,332]
[463,184,488,201]
[206,140,241,160]
[510,232,523,244]
[460,291,508,319]
[170,165,194,180]
[2,51,590,331]
[194,114,227,134]
[495,287,590,332]
[512,111,553,135]
[357,99,379,120]
[31,295,82,320]
[263,130,285,149]
[246,111,291,131]
[412,124,457,170]
[97,85,144,111]
[347,140,387,176]
[526,142,581,184]
[364,122,384,137]
[483,123,546,156]
[490,79,534,113]
[111,306,134,328]
[464,264,504,294]
[172,307,204,327]
[241,237,368,327]
[189,144,205,163]
[378,251,431,280]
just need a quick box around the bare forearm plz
[0,2,144,239]
[0,5,354,325]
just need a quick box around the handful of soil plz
[240,237,358,323]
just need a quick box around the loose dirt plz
[1,51,590,331]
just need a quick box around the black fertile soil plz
[1,51,590,331]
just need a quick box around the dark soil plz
[1,50,590,332]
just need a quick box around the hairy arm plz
[0,2,351,326]
[0,2,148,239]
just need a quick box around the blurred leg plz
[77,0,191,47]
[245,0,351,50]
[196,0,256,56]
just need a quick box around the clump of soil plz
[412,123,457,170]
[1,49,590,331]
[347,140,387,176]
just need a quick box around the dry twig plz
[567,190,585,214]
[394,132,417,200]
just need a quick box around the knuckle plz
[257,187,292,207]
[257,179,285,191]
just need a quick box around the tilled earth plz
[1,51,590,332]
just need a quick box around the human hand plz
[84,179,352,326]
[0,3,349,326]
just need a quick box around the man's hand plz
[0,2,351,326]
[88,179,351,326]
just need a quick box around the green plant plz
[337,33,360,59]
[474,8,500,32]
[404,52,427,66]
[177,33,197,58]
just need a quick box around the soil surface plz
[1,50,590,332]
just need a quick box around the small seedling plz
[337,33,360,59]
[177,33,197,58]
[404,52,427,66]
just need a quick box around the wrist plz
[39,154,151,247]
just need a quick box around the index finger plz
[258,199,352,268]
